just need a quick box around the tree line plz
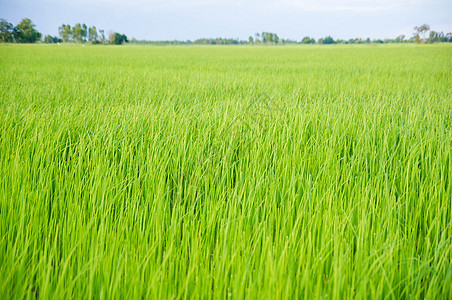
[0,18,41,43]
[57,24,127,44]
[0,18,128,44]
[1,18,452,45]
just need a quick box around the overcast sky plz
[1,0,451,40]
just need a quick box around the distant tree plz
[414,24,430,43]
[58,24,72,42]
[261,32,267,43]
[255,32,260,44]
[395,34,405,43]
[248,36,254,44]
[44,35,62,43]
[88,26,98,43]
[108,30,115,44]
[260,32,279,45]
[193,37,244,45]
[0,18,14,42]
[320,36,335,44]
[73,23,83,43]
[301,36,315,44]
[280,38,297,45]
[82,24,88,42]
[99,29,105,44]
[413,33,420,44]
[130,38,194,45]
[447,32,452,42]
[266,32,272,44]
[44,35,52,43]
[428,31,436,43]
[428,31,447,43]
[113,32,128,44]
[15,18,41,43]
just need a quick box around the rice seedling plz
[0,44,451,299]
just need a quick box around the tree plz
[281,38,297,45]
[301,36,315,44]
[447,32,452,42]
[248,36,254,44]
[99,29,105,44]
[320,36,335,44]
[0,18,14,42]
[44,35,52,43]
[260,32,279,45]
[261,32,267,43]
[113,32,128,44]
[428,31,447,43]
[414,24,430,43]
[108,30,115,44]
[73,23,83,43]
[44,35,62,43]
[15,18,42,43]
[395,34,405,43]
[82,24,88,42]
[89,26,98,43]
[58,24,72,42]
[255,32,260,44]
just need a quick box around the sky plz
[1,0,452,40]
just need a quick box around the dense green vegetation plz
[0,44,451,299]
[2,18,452,45]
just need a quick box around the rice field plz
[0,44,451,299]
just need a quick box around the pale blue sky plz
[1,0,451,40]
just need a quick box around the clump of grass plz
[0,44,451,299]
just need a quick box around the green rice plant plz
[0,44,451,299]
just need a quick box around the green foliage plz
[414,24,430,43]
[112,32,128,44]
[260,32,279,44]
[428,31,452,43]
[44,35,62,43]
[3,17,452,46]
[319,36,336,44]
[59,23,96,44]
[129,38,193,45]
[72,23,84,43]
[82,24,88,42]
[99,29,106,44]
[0,44,451,299]
[58,24,72,43]
[0,18,14,42]
[301,36,316,44]
[88,26,98,43]
[13,18,42,43]
[194,37,244,45]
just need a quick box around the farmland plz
[0,44,451,298]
